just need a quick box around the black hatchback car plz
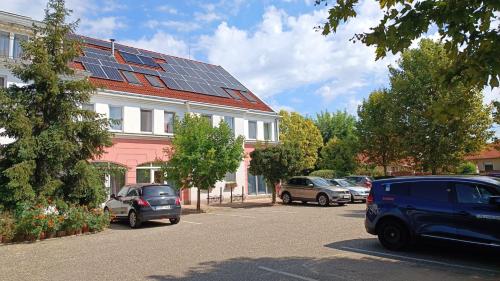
[104,184,181,228]
[365,176,500,250]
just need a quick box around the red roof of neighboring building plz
[465,144,500,160]
[71,35,275,113]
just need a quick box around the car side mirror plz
[110,194,116,199]
[489,196,500,206]
[308,183,314,187]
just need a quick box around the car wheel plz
[338,203,346,206]
[377,220,410,251]
[128,210,141,228]
[350,194,355,203]
[317,194,329,207]
[169,217,180,225]
[282,192,292,204]
[301,201,307,204]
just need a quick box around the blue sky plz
[4,0,498,119]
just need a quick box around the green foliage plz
[279,110,323,172]
[0,0,112,209]
[317,0,500,89]
[249,144,302,203]
[357,89,401,175]
[309,169,337,179]
[457,162,478,175]
[0,211,16,241]
[163,114,244,210]
[85,208,110,232]
[314,110,357,144]
[318,137,358,177]
[390,40,493,174]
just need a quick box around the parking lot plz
[0,201,498,281]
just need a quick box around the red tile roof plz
[72,35,275,113]
[465,144,500,160]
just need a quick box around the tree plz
[163,114,244,211]
[456,162,477,175]
[357,89,401,175]
[317,137,358,177]
[0,0,112,209]
[249,144,302,203]
[279,110,323,172]
[316,0,500,89]
[314,110,357,144]
[390,40,493,174]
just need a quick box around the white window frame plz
[108,105,123,132]
[248,121,257,140]
[140,108,154,133]
[264,122,272,141]
[164,111,175,134]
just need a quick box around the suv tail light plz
[366,193,374,205]
[137,198,150,207]
[175,197,181,206]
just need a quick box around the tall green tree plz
[279,110,323,172]
[163,114,244,211]
[249,144,302,203]
[390,40,493,174]
[0,0,112,209]
[317,137,358,176]
[357,89,401,175]
[314,110,357,143]
[316,0,500,89]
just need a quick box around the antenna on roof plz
[110,38,115,57]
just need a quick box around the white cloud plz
[194,12,222,23]
[145,20,200,32]
[158,5,178,15]
[483,86,499,105]
[78,16,125,39]
[200,0,395,102]
[120,31,189,58]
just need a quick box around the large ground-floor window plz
[136,163,164,183]
[248,172,268,195]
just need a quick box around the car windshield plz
[336,179,354,187]
[142,185,175,197]
[311,178,332,187]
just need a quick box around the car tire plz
[282,192,292,204]
[338,203,346,206]
[377,220,410,251]
[169,217,180,225]
[317,194,329,207]
[128,210,141,228]
[301,201,307,204]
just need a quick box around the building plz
[465,144,500,174]
[0,11,280,204]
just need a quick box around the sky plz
[3,0,499,119]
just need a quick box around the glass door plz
[248,172,257,195]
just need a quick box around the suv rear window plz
[385,183,410,196]
[142,185,175,197]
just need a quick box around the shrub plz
[61,206,86,232]
[0,211,16,241]
[86,208,110,232]
[457,162,477,175]
[309,170,337,179]
[14,205,46,240]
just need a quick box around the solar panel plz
[82,63,107,79]
[130,66,159,76]
[84,51,116,62]
[176,59,191,68]
[100,60,132,71]
[240,91,257,102]
[159,63,177,74]
[102,66,124,81]
[139,50,163,59]
[174,79,194,92]
[171,65,189,76]
[160,77,181,90]
[138,55,158,67]
[83,47,111,56]
[81,37,111,48]
[224,89,241,100]
[75,56,100,65]
[144,75,164,88]
[120,51,143,65]
[115,44,140,54]
[122,71,141,84]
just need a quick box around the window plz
[224,116,235,134]
[82,103,94,111]
[248,121,257,139]
[122,71,141,85]
[136,169,150,183]
[117,187,129,197]
[164,112,175,134]
[455,183,499,204]
[136,163,163,184]
[225,172,236,182]
[109,106,123,131]
[13,34,28,59]
[0,32,8,57]
[409,181,451,203]
[484,163,494,172]
[201,114,212,126]
[142,185,175,197]
[145,75,164,88]
[141,109,153,132]
[264,122,272,140]
[127,189,139,197]
[386,183,410,196]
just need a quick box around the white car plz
[329,178,370,203]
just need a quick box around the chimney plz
[110,38,115,56]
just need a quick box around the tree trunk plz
[431,167,437,175]
[383,165,388,176]
[196,188,201,212]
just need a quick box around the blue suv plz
[365,176,500,250]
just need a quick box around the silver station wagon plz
[279,176,351,206]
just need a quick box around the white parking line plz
[206,213,256,219]
[340,246,500,274]
[258,266,319,281]
[182,220,202,225]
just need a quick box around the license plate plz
[155,205,172,210]
[343,195,350,199]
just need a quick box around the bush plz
[0,211,16,241]
[61,206,86,232]
[86,208,110,232]
[457,162,477,175]
[309,170,337,179]
[14,204,46,240]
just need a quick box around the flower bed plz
[0,203,110,244]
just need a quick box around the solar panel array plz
[73,35,257,102]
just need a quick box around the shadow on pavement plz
[146,253,499,281]
[325,238,500,275]
[338,209,366,218]
[108,220,174,230]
